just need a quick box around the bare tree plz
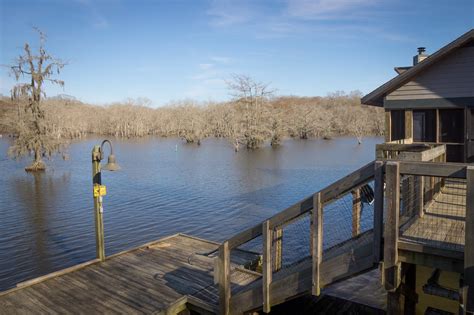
[8,28,67,171]
[226,74,275,150]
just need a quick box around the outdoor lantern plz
[91,139,121,261]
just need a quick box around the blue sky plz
[1,0,473,106]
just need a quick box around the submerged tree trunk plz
[25,148,46,172]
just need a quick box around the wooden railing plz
[376,143,446,162]
[217,158,474,314]
[383,161,474,314]
[216,161,380,314]
[377,142,447,230]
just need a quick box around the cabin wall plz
[382,45,474,161]
[386,46,474,101]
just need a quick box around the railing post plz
[429,176,435,202]
[384,162,401,292]
[352,189,361,237]
[373,161,384,263]
[407,175,415,217]
[273,228,282,272]
[312,192,323,296]
[464,166,474,313]
[416,176,424,218]
[385,161,402,315]
[262,220,272,313]
[218,241,230,315]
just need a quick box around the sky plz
[0,0,473,106]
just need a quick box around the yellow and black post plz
[92,145,106,261]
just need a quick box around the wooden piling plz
[384,162,401,293]
[403,263,417,315]
[373,161,384,263]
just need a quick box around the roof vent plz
[413,47,428,65]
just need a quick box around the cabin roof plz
[361,29,474,107]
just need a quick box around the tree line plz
[1,91,383,150]
[1,29,383,171]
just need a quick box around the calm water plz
[0,136,382,291]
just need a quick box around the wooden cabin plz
[363,30,474,315]
[362,29,474,163]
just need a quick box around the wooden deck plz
[324,268,386,310]
[400,179,466,252]
[0,234,260,314]
[0,231,385,315]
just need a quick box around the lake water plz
[0,136,382,291]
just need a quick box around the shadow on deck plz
[400,179,466,252]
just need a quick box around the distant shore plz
[0,92,383,151]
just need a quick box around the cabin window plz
[439,109,464,143]
[390,110,405,141]
[413,110,436,142]
[445,145,464,162]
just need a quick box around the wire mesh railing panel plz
[322,180,375,254]
[399,175,466,252]
[399,175,423,226]
[229,235,263,294]
[272,212,311,277]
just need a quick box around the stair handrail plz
[226,160,376,250]
[217,160,377,315]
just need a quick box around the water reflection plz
[0,136,382,290]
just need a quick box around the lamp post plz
[92,140,121,261]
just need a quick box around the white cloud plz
[206,0,255,27]
[185,54,236,100]
[286,0,379,19]
[199,63,214,70]
[185,78,226,100]
[205,0,409,43]
[75,0,109,29]
[210,56,232,64]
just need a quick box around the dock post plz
[465,166,474,314]
[352,189,361,237]
[92,145,106,262]
[403,263,417,315]
[262,220,272,313]
[218,241,230,315]
[312,192,323,296]
[373,161,384,263]
[384,162,401,299]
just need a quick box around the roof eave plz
[361,29,474,107]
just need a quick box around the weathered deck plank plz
[0,234,259,314]
[400,180,466,252]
